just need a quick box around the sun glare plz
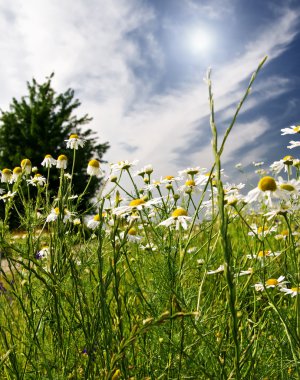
[187,27,214,54]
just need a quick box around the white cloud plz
[0,1,299,185]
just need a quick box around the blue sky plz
[0,0,300,181]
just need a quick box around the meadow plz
[1,57,300,379]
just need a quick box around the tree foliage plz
[0,74,109,216]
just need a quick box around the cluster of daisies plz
[1,129,300,297]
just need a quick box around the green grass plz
[0,57,300,379]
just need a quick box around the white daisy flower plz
[65,134,85,149]
[287,141,300,149]
[245,176,286,206]
[21,159,32,174]
[87,214,101,230]
[46,207,60,222]
[277,177,300,196]
[270,156,294,174]
[56,155,68,169]
[263,204,295,220]
[254,276,287,291]
[113,197,161,216]
[1,169,13,183]
[120,227,142,242]
[160,175,182,184]
[207,265,224,275]
[248,224,277,238]
[178,179,200,194]
[46,208,74,223]
[246,250,282,259]
[41,154,57,168]
[234,268,253,277]
[178,167,206,177]
[110,160,139,173]
[27,174,47,187]
[280,286,300,297]
[12,167,22,182]
[281,125,300,135]
[159,208,192,230]
[134,164,153,177]
[87,159,102,177]
[0,191,16,202]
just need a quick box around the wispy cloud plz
[0,1,299,181]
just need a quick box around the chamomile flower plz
[248,224,277,238]
[27,174,47,187]
[270,156,294,174]
[120,227,142,243]
[159,208,192,230]
[12,167,22,182]
[287,141,300,149]
[281,125,300,135]
[87,214,101,230]
[56,155,68,169]
[254,276,287,291]
[46,207,74,223]
[65,134,85,149]
[207,265,224,275]
[160,175,182,184]
[245,176,285,206]
[246,250,282,259]
[263,204,295,220]
[134,165,153,177]
[280,286,300,297]
[178,179,200,194]
[178,167,206,178]
[21,159,32,174]
[1,169,12,183]
[113,197,161,216]
[0,191,16,202]
[46,207,60,222]
[87,159,102,177]
[234,268,253,277]
[277,177,300,197]
[110,160,139,173]
[41,154,57,168]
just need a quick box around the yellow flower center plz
[258,250,270,257]
[21,159,31,168]
[258,176,277,192]
[293,126,300,133]
[257,226,268,234]
[34,174,42,178]
[128,227,137,235]
[172,208,188,218]
[266,279,278,286]
[281,229,289,236]
[185,180,196,186]
[129,199,145,207]
[164,175,174,181]
[54,207,60,214]
[13,167,22,174]
[57,154,68,161]
[69,134,79,139]
[93,214,100,221]
[282,155,294,165]
[2,168,12,175]
[88,159,100,168]
[291,287,300,293]
[45,154,53,159]
[280,184,295,192]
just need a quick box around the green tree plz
[0,74,109,218]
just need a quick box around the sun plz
[187,27,214,54]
